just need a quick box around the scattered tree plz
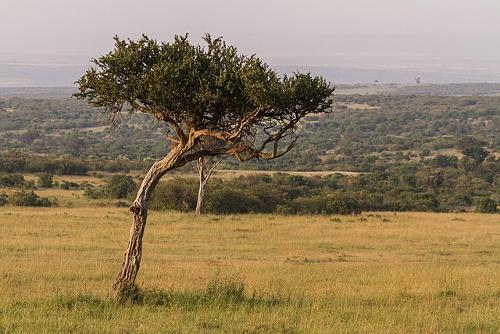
[37,173,54,188]
[462,146,489,168]
[476,198,497,213]
[75,34,334,297]
[104,175,137,199]
[9,191,54,207]
[0,193,7,206]
[194,156,223,215]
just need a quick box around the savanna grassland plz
[1,204,499,333]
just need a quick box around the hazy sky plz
[1,0,500,85]
[2,0,500,58]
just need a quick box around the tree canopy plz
[75,34,334,163]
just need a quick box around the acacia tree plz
[75,34,334,297]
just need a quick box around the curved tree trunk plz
[112,146,183,296]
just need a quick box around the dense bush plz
[104,175,137,199]
[37,173,54,188]
[0,192,7,206]
[0,173,26,187]
[0,152,90,175]
[82,160,497,214]
[205,189,266,214]
[0,152,151,175]
[150,179,197,211]
[1,94,499,173]
[476,198,497,213]
[150,169,496,214]
[85,175,137,199]
[149,176,357,214]
[8,191,54,207]
[326,193,361,214]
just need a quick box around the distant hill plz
[0,93,498,172]
[0,87,76,98]
[2,83,500,100]
[336,83,500,96]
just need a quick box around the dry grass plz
[0,206,499,333]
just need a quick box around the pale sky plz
[1,0,500,85]
[2,0,500,57]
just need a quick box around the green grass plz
[0,207,499,333]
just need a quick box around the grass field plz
[0,207,499,333]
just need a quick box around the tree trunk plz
[112,147,183,297]
[195,157,206,215]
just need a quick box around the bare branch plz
[205,157,225,180]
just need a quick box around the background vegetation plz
[1,89,498,213]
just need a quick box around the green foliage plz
[0,173,26,187]
[104,175,137,199]
[430,155,458,168]
[37,173,54,188]
[462,146,489,168]
[411,193,440,211]
[326,193,361,214]
[146,166,497,214]
[0,151,90,175]
[0,192,7,206]
[150,179,197,211]
[85,175,137,199]
[1,94,498,170]
[205,188,265,214]
[59,180,81,190]
[9,191,54,207]
[74,34,333,170]
[75,34,333,135]
[476,198,497,213]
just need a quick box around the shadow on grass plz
[53,276,286,311]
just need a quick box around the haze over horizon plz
[1,0,500,86]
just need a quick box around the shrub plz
[150,179,197,211]
[412,193,440,211]
[476,198,497,213]
[430,155,458,168]
[275,204,295,215]
[326,193,361,214]
[205,189,264,214]
[37,173,54,188]
[9,191,54,207]
[83,185,101,199]
[292,196,327,214]
[84,174,137,199]
[103,175,137,199]
[0,193,7,206]
[59,180,81,190]
[0,173,25,187]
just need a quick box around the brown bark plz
[112,146,184,296]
